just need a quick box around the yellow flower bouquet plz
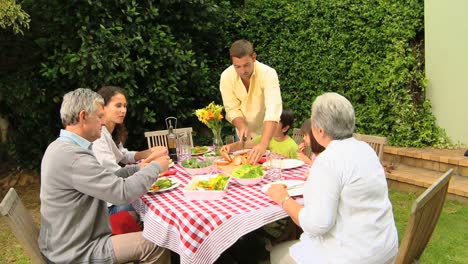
[195,102,224,150]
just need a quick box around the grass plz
[390,190,468,263]
[1,183,467,263]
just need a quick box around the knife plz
[287,182,305,190]
[241,135,247,150]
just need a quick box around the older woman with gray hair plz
[266,92,398,264]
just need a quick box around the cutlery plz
[241,135,247,150]
[287,182,305,190]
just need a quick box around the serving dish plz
[180,157,214,176]
[183,174,230,200]
[230,164,266,186]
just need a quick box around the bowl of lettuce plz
[180,157,213,176]
[231,164,265,186]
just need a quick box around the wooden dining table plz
[133,160,309,264]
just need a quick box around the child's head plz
[279,108,294,135]
[301,118,325,154]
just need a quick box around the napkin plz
[160,168,177,176]
[109,211,142,235]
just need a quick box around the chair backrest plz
[292,128,304,145]
[0,188,46,264]
[292,128,311,157]
[144,127,194,149]
[395,169,453,264]
[353,133,387,160]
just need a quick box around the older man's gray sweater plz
[39,138,162,263]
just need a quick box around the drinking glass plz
[177,132,191,162]
[267,153,283,182]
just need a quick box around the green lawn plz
[1,185,467,263]
[390,190,468,263]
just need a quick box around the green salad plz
[181,157,213,168]
[196,174,229,190]
[232,164,264,179]
[149,178,173,191]
[191,146,209,154]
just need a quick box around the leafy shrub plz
[0,0,233,169]
[0,0,451,171]
[231,0,449,146]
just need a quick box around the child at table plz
[221,108,298,159]
[297,118,325,167]
[266,119,326,248]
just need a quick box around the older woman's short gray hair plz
[60,88,104,127]
[311,92,355,140]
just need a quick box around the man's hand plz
[150,146,167,153]
[238,127,250,141]
[154,155,171,172]
[220,144,231,154]
[249,142,268,164]
[143,148,168,163]
[232,117,249,140]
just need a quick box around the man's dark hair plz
[229,39,255,58]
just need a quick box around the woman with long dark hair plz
[93,85,167,216]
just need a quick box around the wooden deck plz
[383,146,468,204]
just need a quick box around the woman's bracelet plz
[281,195,292,208]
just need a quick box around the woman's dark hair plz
[280,108,294,135]
[97,86,128,146]
[301,118,325,154]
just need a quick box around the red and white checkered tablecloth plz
[133,163,310,264]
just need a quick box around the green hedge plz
[231,0,449,147]
[0,0,233,169]
[0,0,450,170]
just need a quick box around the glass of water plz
[267,154,283,182]
[177,132,191,162]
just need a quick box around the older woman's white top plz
[291,137,398,264]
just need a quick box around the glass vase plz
[212,128,223,155]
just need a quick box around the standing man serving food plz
[220,39,282,163]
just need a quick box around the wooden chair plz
[0,188,46,264]
[353,133,387,160]
[144,127,194,149]
[292,128,311,157]
[395,168,453,264]
[292,128,304,145]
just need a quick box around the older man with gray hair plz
[39,88,170,263]
[267,92,398,264]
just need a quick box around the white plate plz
[191,146,210,156]
[261,180,306,197]
[148,177,181,193]
[263,159,305,169]
[230,149,271,156]
[231,149,251,155]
